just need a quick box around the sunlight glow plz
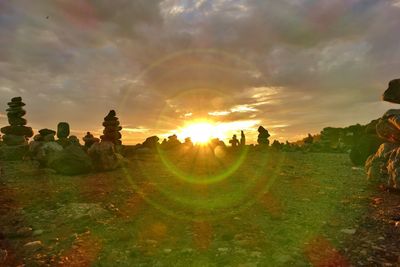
[176,119,261,144]
[178,121,218,144]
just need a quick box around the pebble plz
[340,228,356,235]
[163,248,172,254]
[23,241,42,250]
[32,229,44,236]
[15,227,33,237]
[217,247,229,252]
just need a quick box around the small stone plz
[23,241,42,250]
[217,247,229,252]
[340,228,356,235]
[38,128,56,136]
[32,229,44,236]
[163,248,172,253]
[16,227,33,237]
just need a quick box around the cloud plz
[0,0,399,143]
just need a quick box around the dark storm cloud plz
[0,0,399,143]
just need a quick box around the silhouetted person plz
[229,134,239,147]
[240,130,246,146]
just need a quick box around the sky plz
[1,0,400,144]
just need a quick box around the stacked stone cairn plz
[83,132,99,149]
[257,126,270,146]
[100,110,122,145]
[88,110,123,171]
[0,97,33,160]
[366,79,400,188]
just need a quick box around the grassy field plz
[0,150,372,266]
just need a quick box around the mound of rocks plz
[366,79,400,188]
[88,141,120,171]
[47,145,92,175]
[100,110,122,145]
[0,97,33,160]
[87,110,124,171]
[82,132,99,149]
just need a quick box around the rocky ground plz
[0,151,399,266]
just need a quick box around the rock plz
[257,126,270,146]
[376,116,400,143]
[100,110,122,145]
[0,144,29,161]
[43,134,55,142]
[39,128,56,136]
[32,229,44,236]
[1,125,33,138]
[383,79,400,104]
[88,141,119,171]
[23,241,42,251]
[48,145,92,175]
[141,136,159,150]
[387,147,400,189]
[57,122,70,139]
[56,137,70,148]
[11,96,22,102]
[340,228,356,235]
[57,203,106,220]
[35,141,63,166]
[8,117,26,126]
[2,134,27,146]
[15,227,33,237]
[350,134,382,166]
[83,132,99,149]
[68,135,80,146]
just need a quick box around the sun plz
[178,121,218,144]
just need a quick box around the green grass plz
[1,151,371,266]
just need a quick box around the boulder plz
[0,144,29,161]
[68,135,80,146]
[350,134,382,166]
[48,145,92,175]
[141,136,159,149]
[2,134,26,146]
[365,143,397,181]
[383,79,400,104]
[39,128,56,136]
[35,141,63,166]
[387,147,400,189]
[57,122,70,139]
[88,141,119,171]
[1,125,33,137]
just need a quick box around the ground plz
[0,151,399,266]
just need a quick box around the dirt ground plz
[0,151,399,266]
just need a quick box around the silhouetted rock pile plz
[83,132,99,149]
[366,79,400,188]
[257,126,270,146]
[87,110,123,171]
[56,122,70,147]
[0,97,33,160]
[229,134,239,147]
[100,110,122,145]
